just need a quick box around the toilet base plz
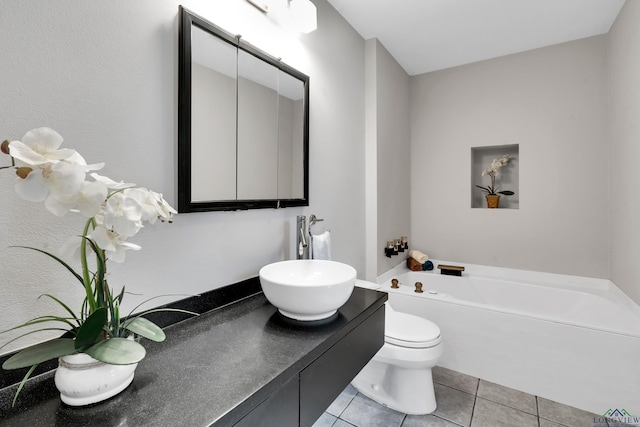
[351,358,437,415]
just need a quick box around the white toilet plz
[352,285,443,415]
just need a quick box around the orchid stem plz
[81,218,97,313]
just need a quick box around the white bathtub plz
[374,262,640,416]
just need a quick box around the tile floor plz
[312,366,627,427]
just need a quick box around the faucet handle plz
[414,282,424,293]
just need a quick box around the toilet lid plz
[385,306,441,348]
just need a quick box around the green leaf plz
[82,238,106,305]
[11,246,84,284]
[136,307,200,320]
[74,307,107,351]
[1,315,76,334]
[125,293,197,319]
[0,327,72,353]
[39,294,81,326]
[2,338,76,370]
[115,286,126,305]
[498,190,515,195]
[123,317,166,342]
[85,338,146,365]
[12,364,38,407]
[80,221,98,312]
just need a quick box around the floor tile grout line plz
[467,378,480,427]
[333,389,359,419]
[435,381,478,397]
[470,393,478,427]
[473,393,539,417]
[342,390,358,417]
[333,418,356,427]
[467,377,541,418]
[432,414,466,427]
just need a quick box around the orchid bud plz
[1,140,10,155]
[16,167,32,179]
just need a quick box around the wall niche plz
[471,144,519,209]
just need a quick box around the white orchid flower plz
[45,180,108,217]
[8,127,76,166]
[13,168,48,202]
[88,225,141,263]
[59,235,83,262]
[5,126,174,265]
[102,192,143,238]
[124,188,159,224]
[59,234,97,263]
[482,166,496,176]
[65,151,105,172]
[14,161,86,210]
[124,187,176,224]
[154,192,177,223]
[90,173,135,190]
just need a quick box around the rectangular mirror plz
[237,49,279,201]
[278,70,306,199]
[178,6,309,212]
[190,25,237,202]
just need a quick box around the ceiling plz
[325,0,626,76]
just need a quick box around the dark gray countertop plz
[0,286,387,426]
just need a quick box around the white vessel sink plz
[259,260,357,321]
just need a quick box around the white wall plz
[367,40,411,276]
[609,0,640,305]
[0,0,366,354]
[409,36,610,278]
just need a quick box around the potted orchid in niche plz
[0,127,192,406]
[475,154,515,208]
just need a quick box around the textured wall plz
[0,0,366,354]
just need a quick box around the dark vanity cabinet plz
[0,287,386,427]
[235,305,385,427]
[234,374,300,427]
[299,306,384,426]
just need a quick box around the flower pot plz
[485,195,500,209]
[54,353,138,406]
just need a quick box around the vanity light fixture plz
[246,0,317,33]
[289,0,317,33]
[247,0,269,13]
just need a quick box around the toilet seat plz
[385,305,441,349]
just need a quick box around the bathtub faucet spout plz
[437,264,465,276]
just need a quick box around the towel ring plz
[308,214,324,235]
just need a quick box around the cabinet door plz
[234,374,299,427]
[299,307,385,427]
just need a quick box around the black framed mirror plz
[178,6,309,212]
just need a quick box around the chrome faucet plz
[296,215,309,259]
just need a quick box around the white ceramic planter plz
[54,353,138,406]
